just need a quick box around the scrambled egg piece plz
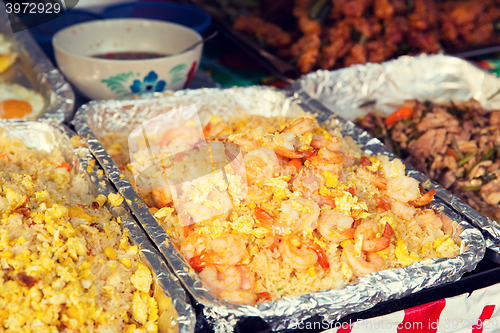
[131,263,153,293]
[108,192,124,207]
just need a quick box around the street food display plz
[100,113,460,305]
[228,0,500,73]
[356,99,500,222]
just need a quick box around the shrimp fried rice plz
[101,114,460,305]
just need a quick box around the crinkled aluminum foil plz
[73,86,484,332]
[293,54,500,262]
[0,5,74,123]
[0,120,195,333]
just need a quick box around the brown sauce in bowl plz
[91,51,169,60]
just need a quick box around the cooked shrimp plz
[199,264,241,295]
[152,187,173,209]
[180,232,210,262]
[273,147,314,159]
[246,184,273,202]
[232,135,260,152]
[317,210,355,243]
[190,234,247,270]
[254,207,287,235]
[292,167,320,198]
[236,266,255,291]
[409,189,436,207]
[386,176,420,203]
[219,290,257,305]
[381,159,405,180]
[310,135,342,152]
[159,126,204,150]
[355,220,394,252]
[391,200,416,220]
[307,148,344,174]
[279,235,318,270]
[356,168,388,189]
[279,197,320,232]
[342,243,385,277]
[243,147,280,183]
[282,117,315,135]
[415,209,443,230]
[203,120,230,138]
[376,197,392,211]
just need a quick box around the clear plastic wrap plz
[0,120,195,333]
[73,86,484,332]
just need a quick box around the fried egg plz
[0,83,45,119]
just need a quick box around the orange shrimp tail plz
[203,122,211,138]
[254,207,274,225]
[189,255,207,272]
[256,292,271,302]
[320,196,336,209]
[409,189,436,207]
[360,156,372,166]
[310,244,330,270]
[383,222,394,240]
[274,147,314,159]
[376,197,391,211]
[342,228,356,239]
[287,158,303,173]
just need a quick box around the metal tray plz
[0,3,74,123]
[73,86,484,332]
[0,120,195,333]
[189,1,500,81]
[293,53,500,263]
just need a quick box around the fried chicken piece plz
[234,15,292,47]
[318,39,353,69]
[343,43,367,66]
[374,0,394,19]
[291,34,321,73]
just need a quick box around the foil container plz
[293,54,500,262]
[73,86,484,332]
[0,120,195,333]
[0,4,74,123]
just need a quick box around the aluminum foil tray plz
[73,86,484,332]
[293,53,500,263]
[0,120,195,333]
[0,4,74,123]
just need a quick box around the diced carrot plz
[446,148,459,161]
[77,204,85,209]
[348,186,356,196]
[0,153,11,162]
[58,163,71,172]
[385,107,414,126]
[287,158,303,173]
[118,166,125,171]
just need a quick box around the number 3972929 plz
[6,2,62,14]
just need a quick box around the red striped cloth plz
[321,282,500,333]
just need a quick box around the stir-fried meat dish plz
[356,99,500,221]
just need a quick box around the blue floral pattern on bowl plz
[101,70,171,96]
[130,71,166,93]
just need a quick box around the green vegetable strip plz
[466,146,500,176]
[451,137,465,160]
[458,150,477,167]
[462,185,482,191]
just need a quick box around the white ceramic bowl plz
[53,19,202,100]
